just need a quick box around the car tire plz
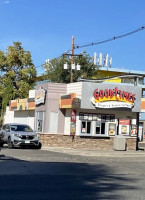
[36,142,42,150]
[8,137,13,149]
[0,143,3,147]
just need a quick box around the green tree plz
[43,52,98,83]
[0,42,36,114]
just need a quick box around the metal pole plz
[136,112,139,150]
[134,76,140,150]
[70,36,74,83]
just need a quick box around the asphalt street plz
[0,147,145,200]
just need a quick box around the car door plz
[1,125,6,141]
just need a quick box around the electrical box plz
[114,135,126,151]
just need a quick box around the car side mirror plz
[5,128,10,132]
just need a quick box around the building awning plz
[9,98,35,111]
[59,93,81,109]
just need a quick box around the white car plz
[0,123,41,149]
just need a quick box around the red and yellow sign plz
[119,119,130,125]
[92,87,136,108]
[71,110,76,122]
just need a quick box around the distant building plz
[3,90,35,130]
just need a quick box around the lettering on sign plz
[92,87,136,108]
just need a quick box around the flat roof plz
[98,67,145,76]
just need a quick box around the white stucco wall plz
[67,82,82,95]
[3,107,35,130]
[29,90,36,98]
[3,106,14,125]
[14,110,35,130]
[64,109,71,135]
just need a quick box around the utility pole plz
[70,35,74,83]
[63,36,82,83]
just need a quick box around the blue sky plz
[0,0,145,75]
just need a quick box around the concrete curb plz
[41,147,145,157]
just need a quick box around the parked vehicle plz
[0,127,3,147]
[0,123,41,149]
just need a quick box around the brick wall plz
[126,137,137,150]
[39,134,137,151]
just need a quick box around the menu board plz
[92,114,101,121]
[79,113,115,122]
[88,114,93,121]
[101,114,106,122]
[106,114,111,122]
[110,115,115,122]
[92,114,98,121]
[79,112,84,120]
[84,113,88,120]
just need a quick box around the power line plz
[35,26,145,69]
[35,63,45,69]
[35,54,62,69]
[75,26,145,49]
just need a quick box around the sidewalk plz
[41,146,145,157]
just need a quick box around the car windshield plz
[11,125,33,132]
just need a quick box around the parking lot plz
[0,146,145,199]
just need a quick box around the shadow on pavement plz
[0,156,139,200]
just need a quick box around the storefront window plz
[96,122,101,134]
[95,122,105,135]
[81,121,91,134]
[79,112,115,137]
[36,111,45,132]
[101,123,105,134]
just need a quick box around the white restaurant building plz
[35,81,141,151]
[4,66,145,151]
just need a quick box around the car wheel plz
[36,142,42,149]
[8,137,13,149]
[0,143,3,147]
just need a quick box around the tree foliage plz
[0,42,36,114]
[43,52,97,83]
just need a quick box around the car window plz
[2,125,6,130]
[11,125,33,132]
[5,124,10,132]
[11,126,17,131]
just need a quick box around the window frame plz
[5,124,10,132]
[94,121,107,137]
[36,111,45,133]
[80,120,92,136]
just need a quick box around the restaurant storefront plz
[36,82,141,151]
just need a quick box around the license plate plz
[25,141,30,144]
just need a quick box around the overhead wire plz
[75,26,145,49]
[35,25,145,69]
